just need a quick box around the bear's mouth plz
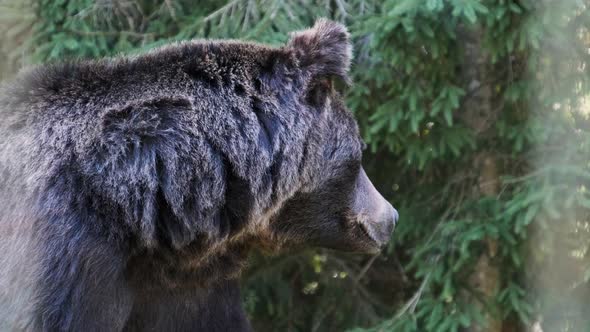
[356,222,384,253]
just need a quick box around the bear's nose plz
[391,205,399,225]
[378,202,397,244]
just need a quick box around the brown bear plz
[0,19,397,331]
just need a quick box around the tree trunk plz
[460,25,503,332]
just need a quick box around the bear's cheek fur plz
[263,165,375,251]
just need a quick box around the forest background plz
[1,1,589,331]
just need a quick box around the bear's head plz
[243,19,399,254]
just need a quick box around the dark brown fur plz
[0,19,388,331]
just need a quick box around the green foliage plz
[5,0,590,331]
[0,0,36,79]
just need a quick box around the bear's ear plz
[286,18,352,84]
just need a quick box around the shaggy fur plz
[0,19,387,331]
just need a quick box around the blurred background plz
[1,0,589,331]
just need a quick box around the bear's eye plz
[306,78,333,107]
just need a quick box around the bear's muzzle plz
[352,168,398,249]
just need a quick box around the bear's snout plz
[352,168,398,249]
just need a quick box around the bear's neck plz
[126,238,252,290]
[125,279,252,331]
[124,239,254,330]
